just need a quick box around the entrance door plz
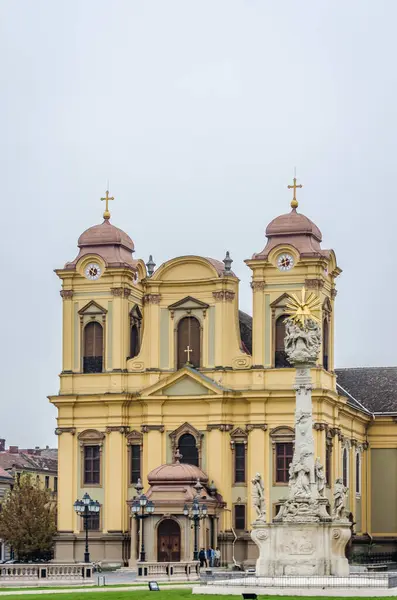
[157,519,181,562]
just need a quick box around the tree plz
[0,473,56,561]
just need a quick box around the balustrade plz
[137,560,200,580]
[0,563,93,584]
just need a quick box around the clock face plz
[277,254,294,271]
[85,263,102,280]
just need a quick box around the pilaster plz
[105,428,126,532]
[60,290,74,372]
[251,282,266,367]
[55,428,76,532]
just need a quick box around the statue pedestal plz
[251,520,351,577]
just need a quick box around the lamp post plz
[131,479,155,562]
[183,480,208,561]
[74,493,100,563]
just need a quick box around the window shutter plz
[177,317,201,369]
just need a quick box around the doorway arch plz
[157,519,181,562]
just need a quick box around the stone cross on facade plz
[184,345,193,363]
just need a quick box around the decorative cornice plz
[245,424,268,432]
[212,291,235,302]
[313,422,327,432]
[60,290,74,299]
[250,281,266,291]
[111,287,132,298]
[111,287,123,297]
[331,289,338,299]
[55,427,76,436]
[143,294,161,305]
[305,278,324,291]
[106,426,130,434]
[141,424,165,433]
[207,423,233,432]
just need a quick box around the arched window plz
[130,325,140,358]
[178,433,199,466]
[177,316,200,369]
[342,447,348,488]
[355,452,361,495]
[129,305,142,359]
[323,318,329,371]
[83,322,103,373]
[275,316,291,368]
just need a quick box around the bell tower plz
[245,178,341,372]
[55,192,147,378]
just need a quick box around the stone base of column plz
[251,520,351,577]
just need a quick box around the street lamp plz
[183,479,208,561]
[131,479,155,562]
[74,492,100,563]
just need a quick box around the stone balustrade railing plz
[137,561,200,580]
[0,563,93,585]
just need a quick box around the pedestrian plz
[198,548,206,568]
[207,546,214,567]
[215,547,221,567]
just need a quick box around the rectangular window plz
[85,512,100,531]
[275,442,293,483]
[234,505,246,531]
[130,445,141,484]
[234,443,246,483]
[84,445,101,485]
[45,476,49,489]
[54,476,58,493]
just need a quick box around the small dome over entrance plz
[148,462,208,485]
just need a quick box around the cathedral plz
[50,184,397,567]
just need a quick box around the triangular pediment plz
[141,366,229,398]
[163,377,210,396]
[78,300,107,315]
[168,296,209,310]
[270,292,293,309]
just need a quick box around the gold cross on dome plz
[287,177,303,209]
[184,346,193,363]
[101,190,115,220]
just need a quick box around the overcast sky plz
[0,1,395,446]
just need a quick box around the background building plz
[50,190,396,566]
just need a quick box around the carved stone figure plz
[284,318,321,365]
[252,472,266,521]
[290,459,311,498]
[314,458,325,497]
[332,477,348,519]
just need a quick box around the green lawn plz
[1,592,397,600]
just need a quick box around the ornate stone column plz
[251,290,351,577]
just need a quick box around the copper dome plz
[252,207,329,260]
[148,462,208,485]
[78,219,134,252]
[266,208,322,242]
[65,218,137,270]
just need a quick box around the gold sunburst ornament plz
[285,288,321,328]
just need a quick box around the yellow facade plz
[49,200,397,565]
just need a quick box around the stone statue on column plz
[251,289,351,577]
[251,473,266,522]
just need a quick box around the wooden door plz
[157,519,181,562]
